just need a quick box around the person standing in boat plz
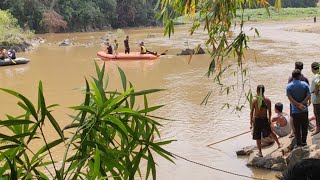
[113,40,118,55]
[124,36,130,54]
[105,42,113,54]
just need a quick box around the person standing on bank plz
[287,69,311,147]
[250,85,282,157]
[124,36,130,54]
[310,62,320,136]
[288,61,310,138]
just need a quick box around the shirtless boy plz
[250,85,281,157]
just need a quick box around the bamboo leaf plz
[0,88,38,120]
[92,145,101,179]
[0,120,34,126]
[46,111,64,140]
[118,66,127,91]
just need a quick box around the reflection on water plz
[0,20,319,179]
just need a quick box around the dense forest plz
[0,0,318,34]
[0,0,159,33]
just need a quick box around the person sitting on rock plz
[250,85,282,157]
[271,102,291,137]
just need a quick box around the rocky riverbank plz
[237,132,320,171]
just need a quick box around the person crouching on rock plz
[250,85,282,157]
[271,102,291,137]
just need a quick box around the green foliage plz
[0,62,174,179]
[157,0,280,110]
[0,10,33,47]
[0,0,160,33]
[239,7,320,21]
[269,0,319,7]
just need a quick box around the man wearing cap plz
[311,62,320,136]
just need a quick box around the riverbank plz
[174,7,320,25]
[239,131,320,173]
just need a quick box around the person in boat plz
[271,102,291,137]
[0,48,9,60]
[124,36,130,54]
[250,85,281,157]
[140,42,157,55]
[113,40,118,55]
[8,49,16,59]
[105,42,113,54]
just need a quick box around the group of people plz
[0,48,16,60]
[250,61,320,157]
[105,36,156,55]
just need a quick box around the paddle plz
[160,50,168,55]
[9,57,16,64]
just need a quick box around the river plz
[0,19,319,179]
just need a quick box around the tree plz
[43,10,67,33]
[157,0,281,109]
[0,10,33,48]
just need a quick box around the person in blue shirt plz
[286,69,311,147]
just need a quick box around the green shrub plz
[0,10,33,47]
[0,62,174,179]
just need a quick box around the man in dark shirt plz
[288,61,309,84]
[124,36,130,54]
[287,69,311,147]
[105,42,113,54]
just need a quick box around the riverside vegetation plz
[0,62,174,179]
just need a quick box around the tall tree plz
[157,0,282,109]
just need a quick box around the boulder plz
[196,47,205,54]
[59,39,72,46]
[247,151,286,171]
[178,48,194,55]
[245,133,320,172]
[177,47,206,55]
[237,145,256,156]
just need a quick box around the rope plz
[172,152,270,180]
[207,130,251,147]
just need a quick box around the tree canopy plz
[156,0,282,109]
[0,0,159,33]
[0,10,33,48]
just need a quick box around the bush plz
[0,62,174,179]
[0,10,33,48]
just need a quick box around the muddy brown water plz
[0,19,319,179]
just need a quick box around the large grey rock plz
[247,151,286,171]
[59,39,72,46]
[236,145,256,156]
[177,47,206,55]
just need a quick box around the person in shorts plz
[250,85,281,157]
